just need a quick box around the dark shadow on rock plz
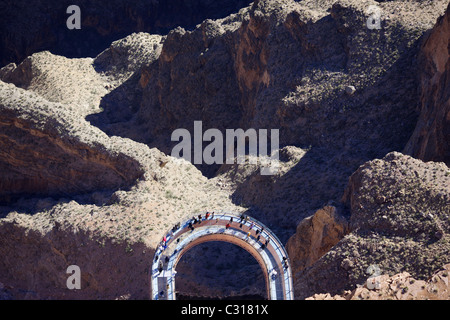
[0,117,144,209]
[229,35,426,244]
[0,0,253,67]
[87,6,424,242]
[0,186,128,218]
[86,71,147,143]
[175,241,266,299]
[0,221,155,299]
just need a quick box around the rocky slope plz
[0,32,165,204]
[291,3,450,299]
[404,2,450,165]
[307,263,450,300]
[290,152,450,299]
[0,0,449,300]
[0,0,252,68]
[131,0,448,237]
[0,47,245,298]
[0,80,145,203]
[286,205,349,277]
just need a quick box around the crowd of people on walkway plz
[164,212,283,251]
[153,211,292,299]
[155,212,291,272]
[187,211,219,230]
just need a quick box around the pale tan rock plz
[306,264,450,300]
[286,206,349,276]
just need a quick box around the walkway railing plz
[151,211,294,300]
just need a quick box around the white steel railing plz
[151,211,294,300]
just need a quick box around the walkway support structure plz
[150,212,294,300]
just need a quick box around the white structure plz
[150,212,294,300]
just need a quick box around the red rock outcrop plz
[0,82,146,203]
[405,3,450,165]
[293,152,450,299]
[286,206,349,276]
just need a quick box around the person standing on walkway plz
[282,257,288,270]
[261,237,268,249]
[271,269,277,280]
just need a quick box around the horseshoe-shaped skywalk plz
[150,212,294,300]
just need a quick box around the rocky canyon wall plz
[0,0,252,68]
[405,2,450,165]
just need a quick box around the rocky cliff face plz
[288,1,450,300]
[0,80,149,203]
[0,0,252,68]
[139,0,433,145]
[405,2,450,165]
[286,205,349,276]
[0,218,155,299]
[291,152,450,299]
[0,0,449,300]
[307,263,450,300]
[0,43,245,299]
[110,0,447,241]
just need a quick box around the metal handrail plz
[153,211,294,299]
[156,211,293,277]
